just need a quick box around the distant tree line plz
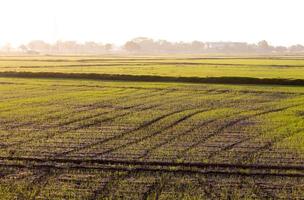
[1,37,304,55]
[123,37,304,54]
[18,40,113,54]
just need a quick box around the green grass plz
[1,56,304,199]
[2,57,304,81]
[0,77,304,160]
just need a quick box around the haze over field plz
[1,1,304,199]
[0,0,304,48]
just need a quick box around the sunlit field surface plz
[0,57,304,199]
[2,57,304,80]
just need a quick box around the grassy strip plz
[2,71,304,86]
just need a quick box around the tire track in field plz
[0,103,111,134]
[205,121,290,162]
[0,92,109,130]
[236,127,304,164]
[43,88,164,127]
[0,92,262,154]
[0,98,73,126]
[58,103,160,133]
[47,90,218,156]
[49,83,179,92]
[39,88,171,127]
[30,169,56,200]
[33,170,65,200]
[252,182,276,199]
[174,110,247,160]
[46,88,183,133]
[55,108,193,157]
[87,177,114,200]
[3,91,192,153]
[101,92,267,159]
[88,171,132,200]
[139,96,275,160]
[0,88,92,115]
[1,156,304,178]
[209,121,291,162]
[1,103,151,150]
[179,104,301,158]
[142,181,160,200]
[0,85,166,122]
[96,108,211,158]
[0,80,180,92]
[137,116,216,160]
[0,105,126,146]
[1,87,160,129]
[0,89,172,146]
[205,102,304,160]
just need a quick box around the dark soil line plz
[213,122,286,161]
[0,103,112,140]
[0,98,69,122]
[2,156,304,171]
[209,103,304,161]
[1,106,139,150]
[89,172,132,200]
[0,158,304,178]
[21,82,301,95]
[52,92,195,157]
[180,104,300,156]
[142,181,159,200]
[98,108,210,157]
[3,71,304,86]
[60,102,163,133]
[9,92,191,154]
[139,97,274,158]
[208,122,291,160]
[54,109,114,127]
[30,169,54,200]
[1,109,127,149]
[239,128,304,164]
[41,89,164,127]
[49,83,178,92]
[9,87,167,130]
[0,86,111,125]
[1,90,172,149]
[56,87,170,119]
[139,96,260,160]
[138,114,216,159]
[1,108,64,132]
[207,137,253,160]
[0,81,27,85]
[0,89,196,128]
[56,108,190,157]
[87,177,112,200]
[0,80,177,92]
[253,183,276,199]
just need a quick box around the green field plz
[2,57,304,80]
[0,57,304,199]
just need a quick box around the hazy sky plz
[0,0,304,47]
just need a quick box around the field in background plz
[2,57,304,80]
[0,57,304,199]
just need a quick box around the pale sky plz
[0,0,303,47]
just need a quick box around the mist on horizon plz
[1,0,304,48]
